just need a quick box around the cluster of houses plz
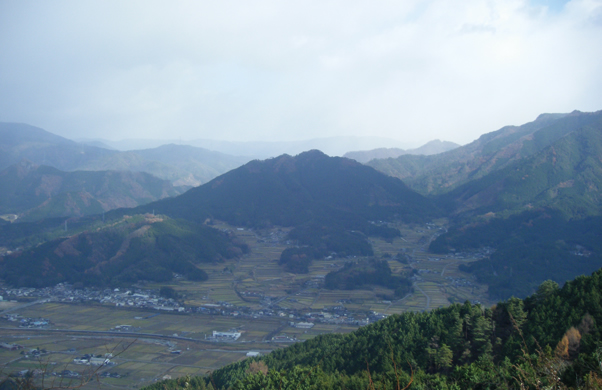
[1,284,183,312]
[73,353,114,366]
[3,314,52,328]
[0,282,386,337]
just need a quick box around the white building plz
[295,322,314,329]
[212,331,241,340]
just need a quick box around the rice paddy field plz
[0,220,492,389]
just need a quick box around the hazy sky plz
[1,0,601,146]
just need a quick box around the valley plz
[0,220,490,389]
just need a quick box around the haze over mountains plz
[343,139,460,163]
[2,110,602,390]
[79,136,413,158]
[0,122,252,188]
[2,110,602,298]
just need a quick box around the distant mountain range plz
[0,160,184,221]
[76,144,251,187]
[2,110,602,299]
[0,122,252,187]
[343,139,460,163]
[78,136,413,158]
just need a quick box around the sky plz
[1,0,601,147]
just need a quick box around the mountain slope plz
[141,150,437,226]
[344,139,460,163]
[0,161,183,221]
[441,121,602,218]
[0,215,248,287]
[125,150,438,261]
[430,209,602,299]
[0,122,252,187]
[367,110,602,195]
[0,122,117,171]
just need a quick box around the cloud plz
[0,0,600,146]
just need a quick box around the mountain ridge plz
[367,110,601,195]
[0,160,184,221]
[344,139,460,163]
[0,122,252,187]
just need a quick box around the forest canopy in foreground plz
[144,268,602,390]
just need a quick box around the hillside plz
[129,150,438,264]
[344,139,460,163]
[0,161,183,221]
[0,215,248,287]
[0,122,252,187]
[150,268,602,390]
[367,110,602,195]
[0,122,117,171]
[422,120,602,300]
[147,150,436,225]
[440,119,602,219]
[430,209,602,299]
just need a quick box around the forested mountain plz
[430,209,602,299]
[0,160,183,221]
[0,122,116,172]
[143,150,436,226]
[440,119,602,219]
[149,268,602,390]
[367,110,602,195]
[423,116,602,299]
[0,122,251,187]
[128,150,438,265]
[0,215,248,287]
[344,139,460,163]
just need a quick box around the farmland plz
[0,219,491,389]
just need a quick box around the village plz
[0,282,388,334]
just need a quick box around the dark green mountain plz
[146,150,435,225]
[130,150,438,262]
[324,259,413,297]
[421,118,602,300]
[430,209,602,300]
[440,118,602,219]
[368,110,602,195]
[0,160,183,221]
[150,268,602,390]
[0,215,248,287]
